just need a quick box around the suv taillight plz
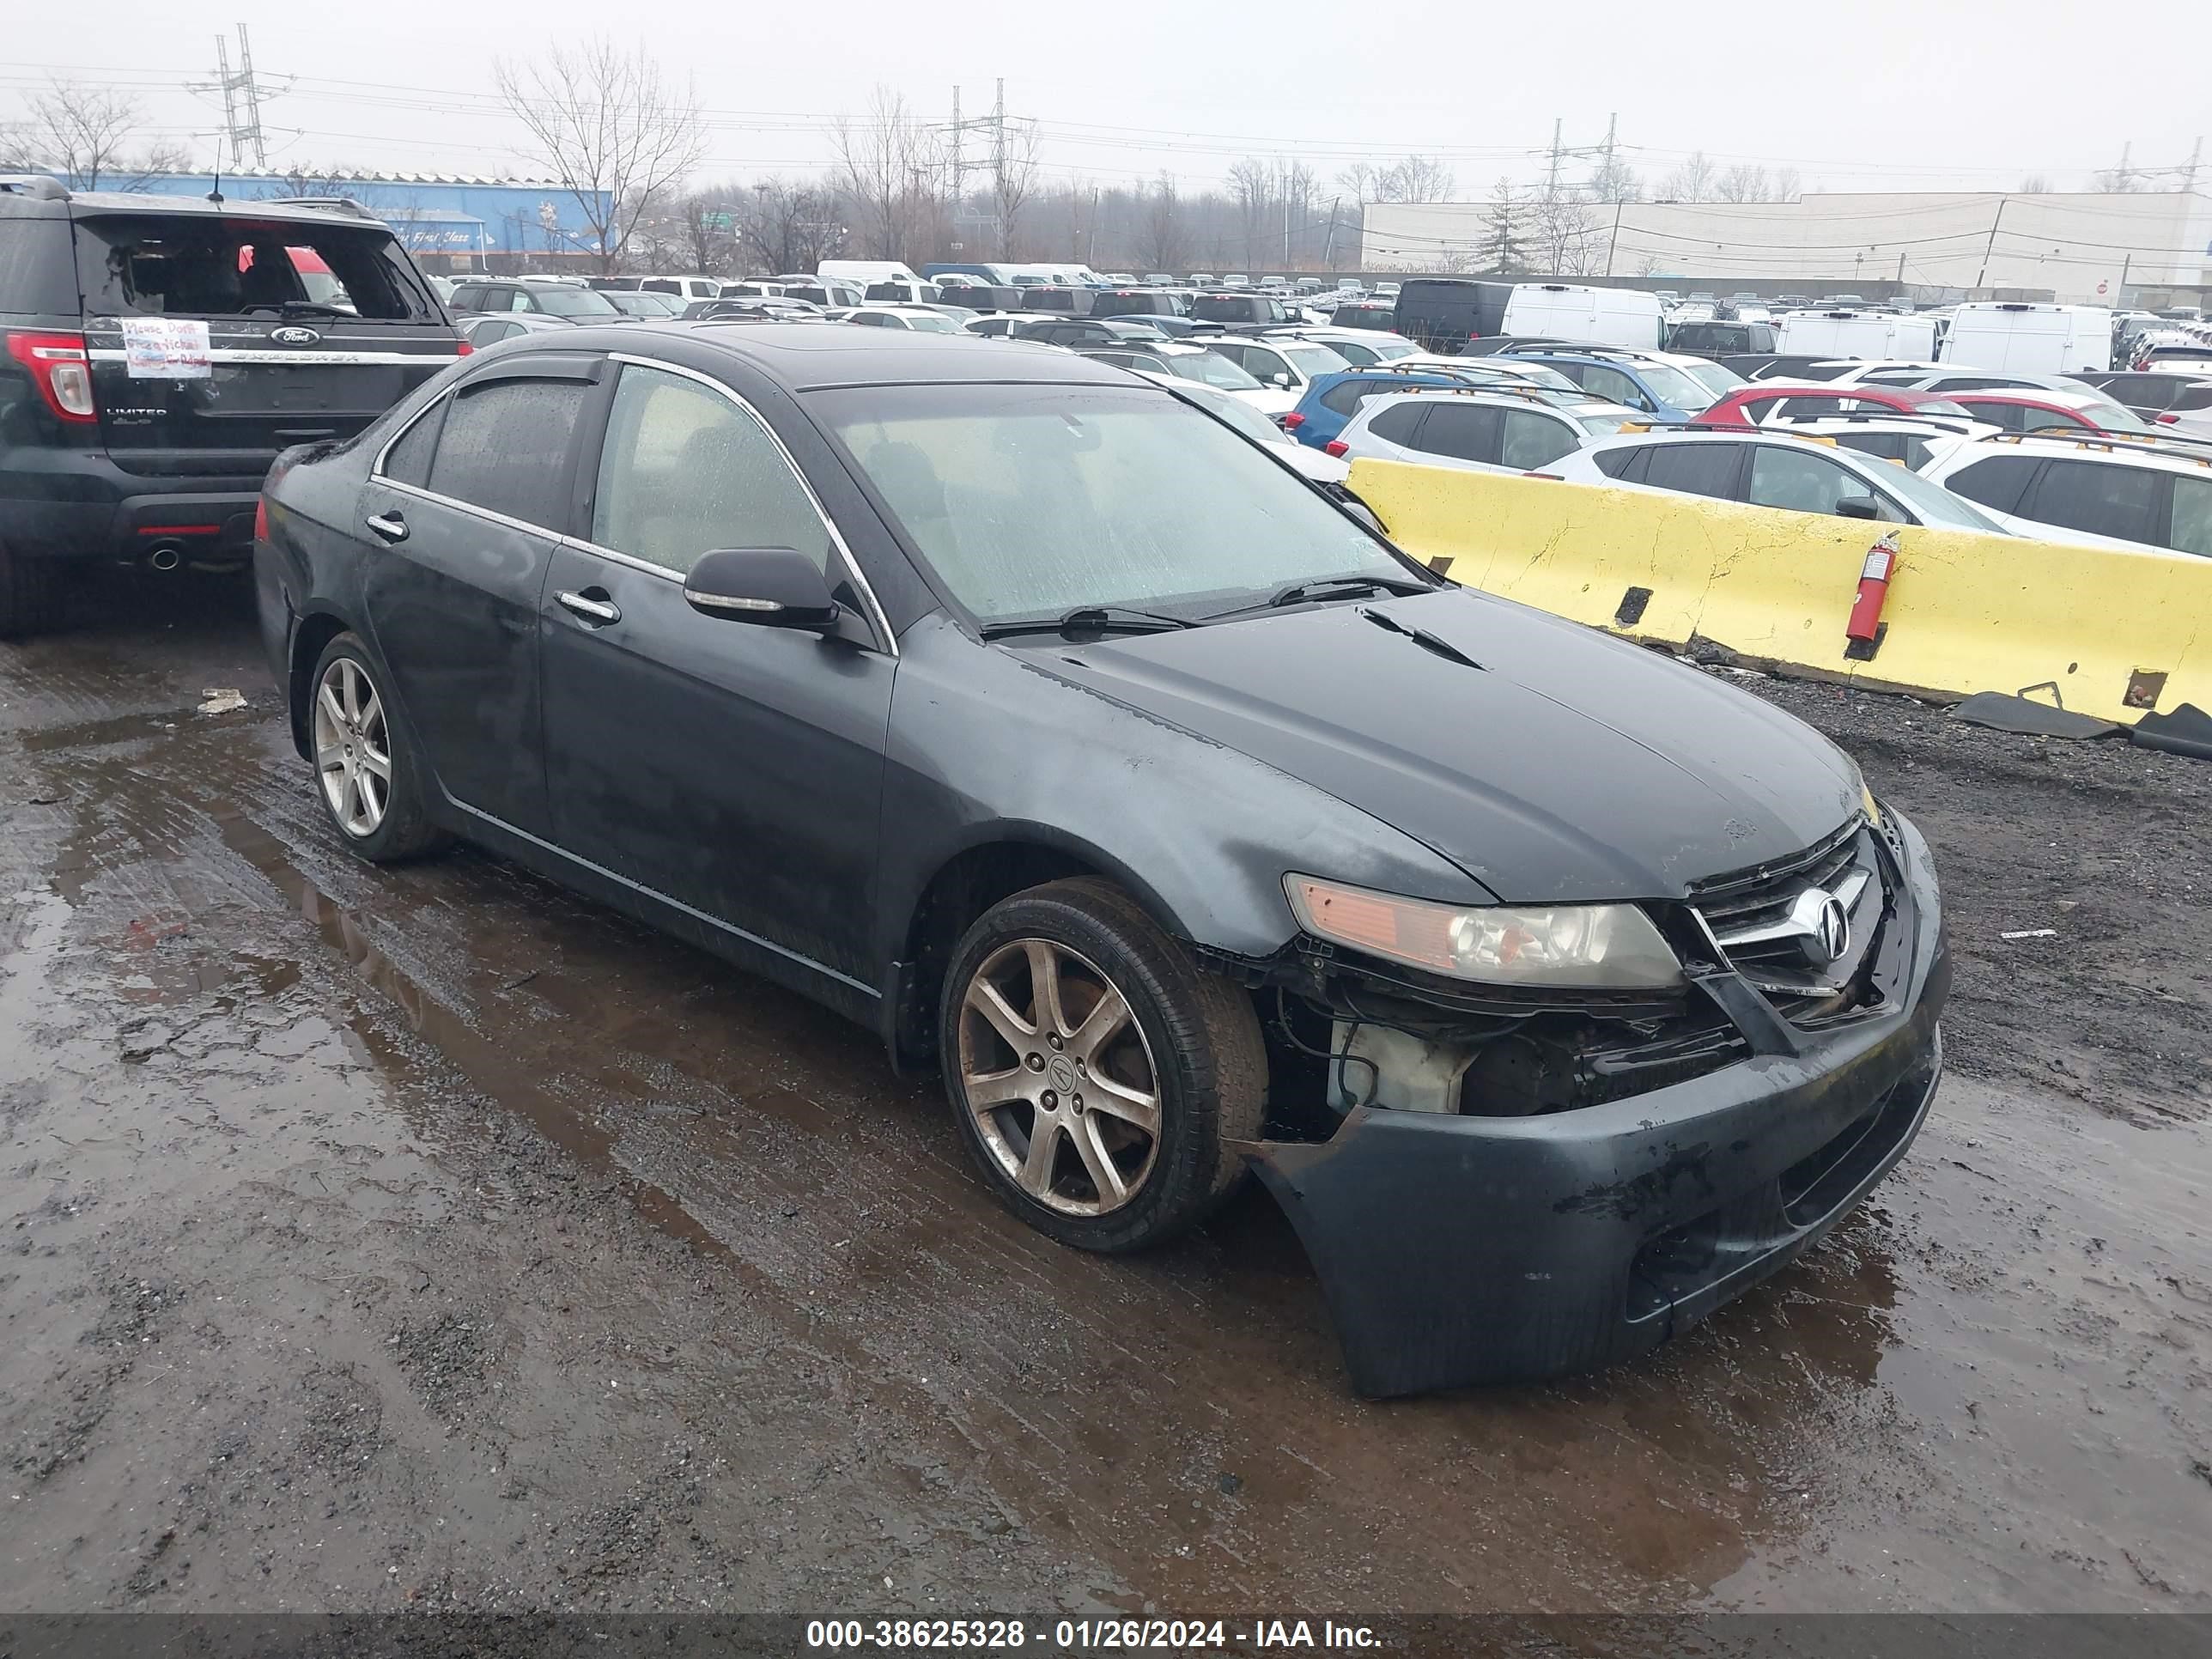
[1282,411,1304,428]
[5,331,96,422]
[253,498,270,542]
[1324,440,1350,457]
[456,338,474,356]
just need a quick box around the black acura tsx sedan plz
[253,324,1948,1397]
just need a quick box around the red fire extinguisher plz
[1846,530,1901,657]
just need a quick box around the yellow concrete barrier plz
[1348,459,2212,726]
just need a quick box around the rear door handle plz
[556,589,621,625]
[365,510,408,544]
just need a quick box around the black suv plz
[0,177,459,636]
[445,278,625,323]
[1188,291,1299,332]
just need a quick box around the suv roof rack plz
[0,173,70,201]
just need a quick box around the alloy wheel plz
[957,938,1163,1216]
[313,657,392,838]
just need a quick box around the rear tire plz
[306,632,447,863]
[0,543,68,641]
[939,876,1267,1253]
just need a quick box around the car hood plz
[1230,386,1300,414]
[1028,589,1863,903]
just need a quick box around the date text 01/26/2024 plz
[805,1619,1382,1650]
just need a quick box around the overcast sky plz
[8,0,2209,198]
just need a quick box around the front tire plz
[307,632,446,863]
[939,877,1266,1253]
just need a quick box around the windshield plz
[1575,411,1633,435]
[1366,339,1418,361]
[812,384,1407,623]
[1164,381,1291,447]
[1167,349,1262,391]
[1677,360,1747,398]
[1869,458,2008,532]
[1281,343,1352,378]
[533,285,620,318]
[901,313,961,333]
[1491,363,1581,392]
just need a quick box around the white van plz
[1777,309,1939,361]
[1939,302,2113,374]
[637,274,722,302]
[1500,283,1662,349]
[817,259,926,289]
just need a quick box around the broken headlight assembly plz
[1285,875,1685,991]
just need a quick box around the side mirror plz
[684,547,842,630]
[1835,497,1881,520]
[1273,372,1292,388]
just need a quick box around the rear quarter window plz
[0,213,82,314]
[1943,454,2040,516]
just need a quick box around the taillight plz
[2158,412,2179,424]
[253,498,270,542]
[1324,440,1350,457]
[1282,411,1304,429]
[456,338,474,356]
[5,331,96,423]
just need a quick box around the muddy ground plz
[1,578,2207,1620]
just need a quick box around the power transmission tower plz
[1545,117,1564,204]
[191,23,283,173]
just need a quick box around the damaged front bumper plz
[1238,808,1951,1399]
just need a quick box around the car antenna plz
[207,161,224,205]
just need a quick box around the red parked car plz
[1934,388,2160,436]
[1691,382,1978,428]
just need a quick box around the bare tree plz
[1226,158,1273,266]
[2020,173,2053,193]
[495,40,705,273]
[1376,155,1453,203]
[1139,173,1186,273]
[1657,150,1717,201]
[8,80,176,190]
[742,177,848,275]
[1333,161,1380,206]
[1715,164,1772,203]
[1534,191,1601,275]
[1771,167,1802,202]
[991,117,1041,261]
[1585,154,1642,204]
[835,84,945,262]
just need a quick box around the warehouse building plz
[107,172,614,274]
[1363,190,2212,305]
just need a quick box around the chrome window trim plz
[370,391,450,482]
[88,347,461,367]
[601,351,898,656]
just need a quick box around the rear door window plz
[428,376,591,530]
[1577,364,1649,410]
[2021,459,2164,544]
[1413,404,1502,464]
[1943,455,2041,516]
[1642,443,1743,499]
[1318,379,1377,417]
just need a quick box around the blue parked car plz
[1492,347,1743,425]
[1288,361,1584,449]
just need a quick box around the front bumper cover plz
[1238,808,1951,1398]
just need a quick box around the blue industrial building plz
[114,172,616,273]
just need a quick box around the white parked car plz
[1132,371,1351,486]
[1261,325,1421,368]
[1069,339,1293,415]
[1329,388,1638,473]
[1184,334,1352,400]
[636,274,724,302]
[1548,428,2010,533]
[842,304,968,334]
[1918,433,2212,556]
[1776,309,1940,362]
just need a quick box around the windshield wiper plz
[1203,574,1431,620]
[978,605,1197,641]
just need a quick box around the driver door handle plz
[556,589,621,625]
[364,509,408,544]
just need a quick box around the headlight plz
[1860,778,1884,827]
[1285,876,1685,989]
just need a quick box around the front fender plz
[875,614,1490,967]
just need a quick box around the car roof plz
[1933,432,2212,473]
[537,321,1138,389]
[3,186,391,230]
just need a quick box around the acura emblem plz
[270,325,321,346]
[1813,895,1851,963]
